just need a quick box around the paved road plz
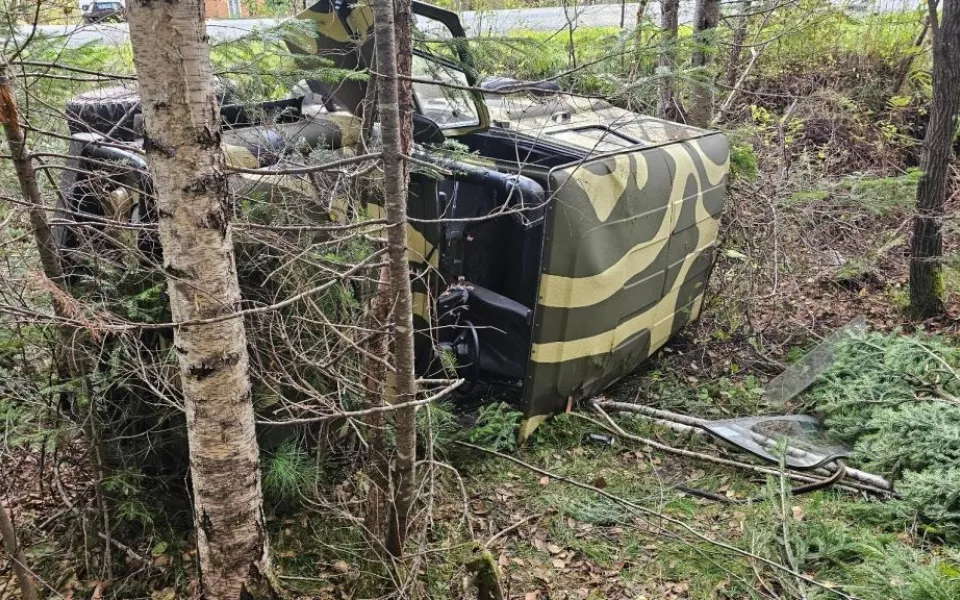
[19,3,644,49]
[15,0,921,48]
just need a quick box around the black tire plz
[65,86,142,141]
[65,82,245,141]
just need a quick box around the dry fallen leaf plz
[547,543,562,554]
[150,588,177,600]
[538,476,550,486]
[332,560,350,574]
[524,592,540,600]
[153,555,172,568]
[91,581,108,600]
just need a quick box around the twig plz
[484,512,544,548]
[255,379,464,424]
[97,532,151,567]
[586,404,890,497]
[225,152,381,176]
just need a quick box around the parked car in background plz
[82,1,125,23]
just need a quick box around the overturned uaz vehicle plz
[56,1,729,437]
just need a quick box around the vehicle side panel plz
[520,133,729,436]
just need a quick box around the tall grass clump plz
[262,440,319,506]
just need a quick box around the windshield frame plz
[409,1,488,136]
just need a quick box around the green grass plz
[449,426,957,599]
[421,328,960,598]
[262,440,319,506]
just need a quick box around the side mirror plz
[412,113,445,146]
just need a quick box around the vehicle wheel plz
[53,176,111,278]
[66,86,142,141]
[55,165,158,279]
[66,82,241,142]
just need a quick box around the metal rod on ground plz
[597,399,893,492]
[583,404,893,497]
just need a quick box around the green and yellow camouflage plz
[56,0,730,440]
[521,134,729,436]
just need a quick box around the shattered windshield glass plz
[411,55,479,129]
[411,14,480,130]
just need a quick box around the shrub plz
[802,331,960,537]
[467,402,522,451]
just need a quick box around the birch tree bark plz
[689,0,721,126]
[371,0,419,558]
[910,0,960,318]
[124,2,275,597]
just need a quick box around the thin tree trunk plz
[636,0,650,23]
[373,0,419,559]
[562,0,578,69]
[362,266,391,553]
[658,0,680,121]
[0,500,38,600]
[360,56,388,554]
[910,0,960,318]
[125,2,275,598]
[0,69,63,288]
[81,379,112,579]
[629,0,651,77]
[0,68,118,575]
[689,0,721,126]
[891,0,939,95]
[725,0,753,89]
[467,544,505,600]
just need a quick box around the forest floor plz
[263,145,960,599]
[5,128,960,600]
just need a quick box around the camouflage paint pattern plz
[285,0,374,118]
[278,0,732,432]
[519,133,729,438]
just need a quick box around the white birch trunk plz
[124,2,274,597]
